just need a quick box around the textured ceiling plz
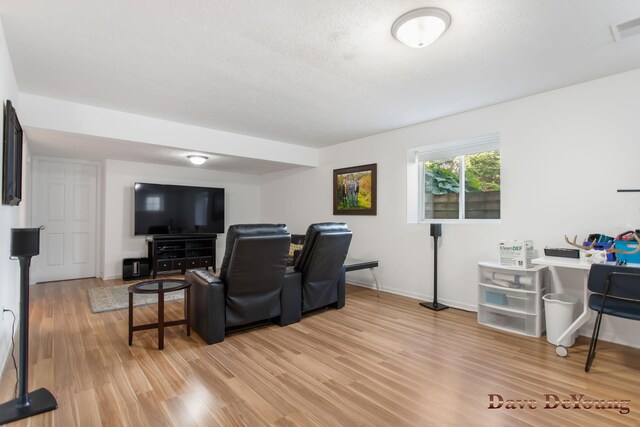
[2,1,640,148]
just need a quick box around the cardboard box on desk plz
[499,240,534,269]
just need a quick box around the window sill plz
[418,219,501,225]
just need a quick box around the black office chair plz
[584,263,640,372]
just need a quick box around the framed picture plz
[333,163,377,215]
[3,99,23,206]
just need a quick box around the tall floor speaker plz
[0,228,58,424]
[420,224,449,311]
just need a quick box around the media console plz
[147,234,217,278]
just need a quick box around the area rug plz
[87,284,185,313]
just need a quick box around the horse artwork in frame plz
[333,163,377,216]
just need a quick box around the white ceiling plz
[2,0,640,150]
[26,128,299,175]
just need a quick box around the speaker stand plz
[0,388,58,424]
[0,255,57,424]
[420,231,449,311]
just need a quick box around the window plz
[409,133,501,223]
[145,195,163,212]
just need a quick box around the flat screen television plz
[134,182,224,235]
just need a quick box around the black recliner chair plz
[186,224,299,344]
[292,222,352,314]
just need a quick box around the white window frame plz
[408,133,501,225]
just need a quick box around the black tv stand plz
[147,234,217,278]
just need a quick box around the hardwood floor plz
[2,277,639,426]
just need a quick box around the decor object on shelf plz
[333,163,377,215]
[0,228,57,424]
[420,223,448,311]
[391,7,451,48]
[2,100,23,206]
[477,261,548,337]
[564,234,640,264]
[187,154,208,165]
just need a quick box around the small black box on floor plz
[123,258,150,281]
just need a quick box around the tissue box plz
[499,240,534,269]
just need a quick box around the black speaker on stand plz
[0,228,58,424]
[420,224,449,311]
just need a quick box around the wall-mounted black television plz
[134,182,224,235]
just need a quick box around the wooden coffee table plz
[128,279,191,350]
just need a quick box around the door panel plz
[33,159,98,282]
[73,185,90,221]
[46,234,64,266]
[72,232,90,264]
[46,183,65,221]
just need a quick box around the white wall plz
[262,68,640,348]
[0,20,30,375]
[103,159,262,279]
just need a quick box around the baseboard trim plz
[346,280,476,312]
[346,280,640,350]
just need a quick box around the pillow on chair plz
[288,243,304,265]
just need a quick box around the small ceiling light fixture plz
[391,7,451,48]
[187,155,208,165]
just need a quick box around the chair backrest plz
[294,222,351,271]
[219,223,288,281]
[221,224,291,327]
[587,263,640,299]
[294,223,352,311]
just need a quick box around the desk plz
[344,258,380,296]
[532,257,592,356]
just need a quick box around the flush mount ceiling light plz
[187,155,208,165]
[391,7,451,48]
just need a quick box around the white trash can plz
[542,293,579,347]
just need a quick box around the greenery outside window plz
[416,133,501,223]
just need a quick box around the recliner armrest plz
[186,269,220,286]
[336,266,346,309]
[185,269,226,344]
[280,269,302,326]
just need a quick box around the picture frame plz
[333,163,377,215]
[3,99,23,206]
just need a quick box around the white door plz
[32,158,98,282]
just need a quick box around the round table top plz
[128,279,189,294]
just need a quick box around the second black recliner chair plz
[290,222,352,315]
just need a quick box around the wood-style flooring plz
[1,277,639,426]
